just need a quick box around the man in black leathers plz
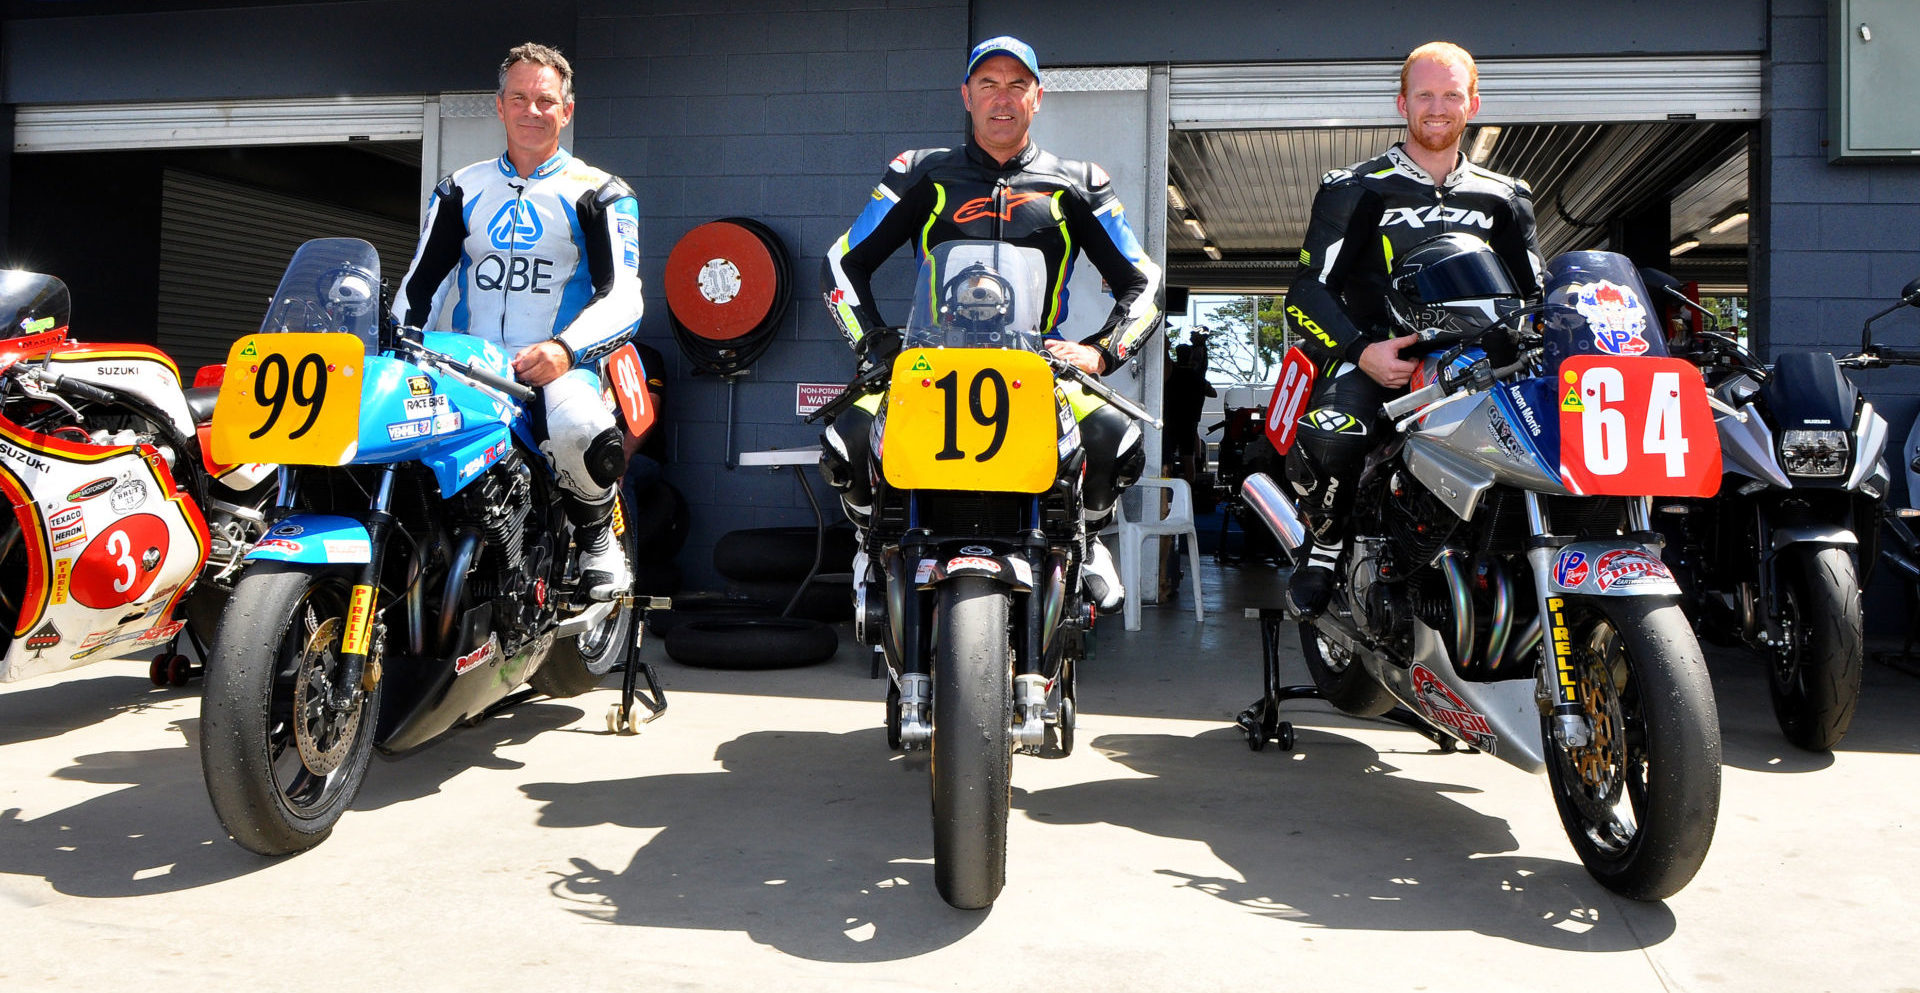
[820,35,1162,608]
[1284,41,1544,615]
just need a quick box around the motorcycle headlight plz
[1779,429,1849,477]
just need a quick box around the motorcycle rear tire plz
[1299,622,1396,717]
[1544,597,1720,901]
[200,563,380,856]
[1770,546,1863,751]
[533,501,641,699]
[931,576,1014,910]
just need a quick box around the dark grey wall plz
[1,0,577,102]
[570,0,969,590]
[973,0,1766,65]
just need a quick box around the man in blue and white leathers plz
[393,42,642,601]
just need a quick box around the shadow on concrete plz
[1016,728,1678,951]
[0,718,264,896]
[0,674,183,748]
[355,700,586,811]
[523,727,987,962]
[1709,649,1920,771]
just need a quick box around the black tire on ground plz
[1544,597,1721,901]
[1770,545,1865,751]
[727,576,854,623]
[199,563,381,856]
[1299,622,1396,717]
[664,616,838,669]
[931,575,1014,909]
[644,593,780,638]
[712,525,856,583]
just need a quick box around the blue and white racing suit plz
[393,148,643,506]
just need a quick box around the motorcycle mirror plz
[1902,276,1920,306]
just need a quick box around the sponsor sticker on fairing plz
[1574,280,1651,356]
[255,538,302,555]
[1410,664,1497,753]
[1594,549,1671,590]
[49,506,86,549]
[323,538,371,562]
[67,477,116,502]
[403,394,451,420]
[1553,549,1590,587]
[387,419,432,442]
[948,555,1000,574]
[454,637,499,675]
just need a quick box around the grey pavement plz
[2,559,1916,992]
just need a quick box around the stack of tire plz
[659,525,853,669]
[665,217,791,376]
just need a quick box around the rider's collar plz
[965,137,1039,171]
[496,148,573,180]
[1387,143,1471,188]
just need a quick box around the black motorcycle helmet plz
[1386,232,1522,334]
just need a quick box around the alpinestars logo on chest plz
[1380,205,1495,230]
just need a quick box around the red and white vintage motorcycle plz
[0,269,274,687]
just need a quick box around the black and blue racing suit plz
[819,138,1163,524]
[393,148,643,511]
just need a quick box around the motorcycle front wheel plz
[200,563,380,855]
[1543,598,1721,901]
[930,575,1014,909]
[1770,545,1864,751]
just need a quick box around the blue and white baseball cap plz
[966,36,1041,83]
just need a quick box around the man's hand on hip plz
[1044,339,1105,375]
[1358,334,1420,389]
[511,340,572,386]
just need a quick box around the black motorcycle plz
[1649,272,1891,751]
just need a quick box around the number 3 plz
[108,529,136,593]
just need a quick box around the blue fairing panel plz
[247,514,373,563]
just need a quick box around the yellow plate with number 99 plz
[883,348,1057,493]
[211,333,363,466]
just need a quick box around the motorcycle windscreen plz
[903,240,1048,352]
[882,347,1058,493]
[0,270,71,339]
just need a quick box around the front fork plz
[1521,490,1612,749]
[294,465,395,712]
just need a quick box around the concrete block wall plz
[570,0,970,590]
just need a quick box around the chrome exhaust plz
[1241,472,1308,553]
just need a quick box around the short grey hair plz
[498,42,574,103]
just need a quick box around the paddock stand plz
[149,623,214,687]
[469,594,670,733]
[1234,608,1469,754]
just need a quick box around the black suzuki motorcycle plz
[1649,273,1890,751]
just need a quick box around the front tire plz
[1544,598,1721,901]
[931,576,1014,909]
[200,564,380,855]
[1770,546,1864,751]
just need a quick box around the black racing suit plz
[1286,143,1543,544]
[820,137,1162,525]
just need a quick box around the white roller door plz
[12,96,429,152]
[1171,55,1763,129]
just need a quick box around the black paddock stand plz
[1235,608,1470,754]
[149,623,213,687]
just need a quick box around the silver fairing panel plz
[1715,401,1789,486]
[1401,390,1563,521]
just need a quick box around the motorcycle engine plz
[454,449,554,652]
[1347,537,1412,649]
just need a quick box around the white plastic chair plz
[1110,476,1204,631]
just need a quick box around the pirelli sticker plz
[342,584,376,656]
[1547,596,1576,706]
[50,558,72,605]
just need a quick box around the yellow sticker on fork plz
[1547,596,1576,705]
[341,584,376,656]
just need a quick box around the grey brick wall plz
[571,0,970,591]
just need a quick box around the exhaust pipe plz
[1241,472,1308,553]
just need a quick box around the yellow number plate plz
[883,348,1057,493]
[211,333,363,466]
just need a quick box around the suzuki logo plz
[488,201,543,250]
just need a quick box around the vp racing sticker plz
[1573,280,1651,356]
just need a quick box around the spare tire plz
[644,593,780,638]
[665,617,839,669]
[713,525,856,582]
[727,575,854,623]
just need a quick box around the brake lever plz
[1049,357,1160,428]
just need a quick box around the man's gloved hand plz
[859,327,903,370]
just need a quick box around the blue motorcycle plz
[197,238,657,854]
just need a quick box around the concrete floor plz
[2,559,1917,992]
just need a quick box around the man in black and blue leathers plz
[820,35,1162,609]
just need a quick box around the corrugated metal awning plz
[14,95,430,153]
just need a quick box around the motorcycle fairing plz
[351,332,519,498]
[243,513,374,564]
[1716,401,1791,486]
[35,345,197,439]
[915,544,1035,591]
[0,420,208,682]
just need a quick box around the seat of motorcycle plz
[184,386,219,425]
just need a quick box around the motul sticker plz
[50,558,71,604]
[1594,549,1670,590]
[948,555,1000,573]
[25,622,61,651]
[68,477,116,502]
[454,637,498,675]
[341,584,375,656]
[1410,664,1497,753]
[1553,549,1590,587]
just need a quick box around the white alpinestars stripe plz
[1306,539,1342,569]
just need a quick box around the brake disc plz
[292,616,360,774]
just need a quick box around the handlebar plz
[394,328,537,402]
[802,344,1164,431]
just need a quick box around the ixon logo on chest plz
[487,200,544,250]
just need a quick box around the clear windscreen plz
[258,237,383,351]
[903,240,1048,351]
[0,270,72,338]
